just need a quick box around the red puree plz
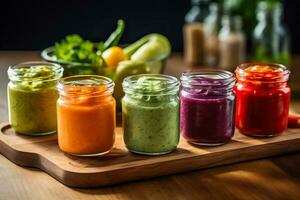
[234,63,290,136]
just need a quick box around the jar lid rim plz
[181,69,236,87]
[58,75,113,86]
[235,62,290,83]
[123,74,180,96]
[57,75,114,97]
[8,61,63,82]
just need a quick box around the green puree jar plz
[122,74,180,155]
[7,62,63,135]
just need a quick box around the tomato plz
[102,47,127,72]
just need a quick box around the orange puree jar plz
[57,75,116,156]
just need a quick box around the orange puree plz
[57,77,116,155]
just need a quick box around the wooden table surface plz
[0,51,300,200]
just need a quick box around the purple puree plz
[180,71,236,145]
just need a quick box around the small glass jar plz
[57,75,116,156]
[234,63,290,137]
[122,74,180,155]
[180,70,236,146]
[7,62,63,135]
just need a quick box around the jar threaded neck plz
[57,75,114,97]
[180,70,236,96]
[123,74,180,96]
[181,70,235,88]
[235,63,290,83]
[8,61,63,82]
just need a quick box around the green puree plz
[8,66,59,134]
[122,77,179,154]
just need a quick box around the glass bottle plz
[183,0,210,66]
[219,15,246,71]
[7,62,63,135]
[253,2,291,67]
[57,75,116,156]
[185,0,210,23]
[122,74,180,155]
[180,70,236,146]
[204,2,221,66]
[234,63,290,137]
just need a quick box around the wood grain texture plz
[1,123,300,188]
[1,52,300,199]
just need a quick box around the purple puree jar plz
[180,70,236,146]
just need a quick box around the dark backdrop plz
[0,0,299,53]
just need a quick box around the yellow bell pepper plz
[102,46,127,73]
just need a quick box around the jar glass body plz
[7,62,63,135]
[180,70,236,146]
[234,63,290,137]
[122,74,180,155]
[57,75,116,156]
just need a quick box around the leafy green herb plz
[54,34,101,65]
[52,19,125,76]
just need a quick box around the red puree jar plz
[234,63,290,137]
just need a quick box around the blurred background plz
[0,0,299,94]
[0,0,298,52]
[0,0,300,118]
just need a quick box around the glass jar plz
[253,2,291,67]
[57,75,116,156]
[180,70,236,146]
[7,62,63,135]
[185,0,210,24]
[122,74,180,155]
[234,63,290,137]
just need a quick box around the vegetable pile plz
[52,19,171,78]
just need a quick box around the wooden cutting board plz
[1,123,300,188]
